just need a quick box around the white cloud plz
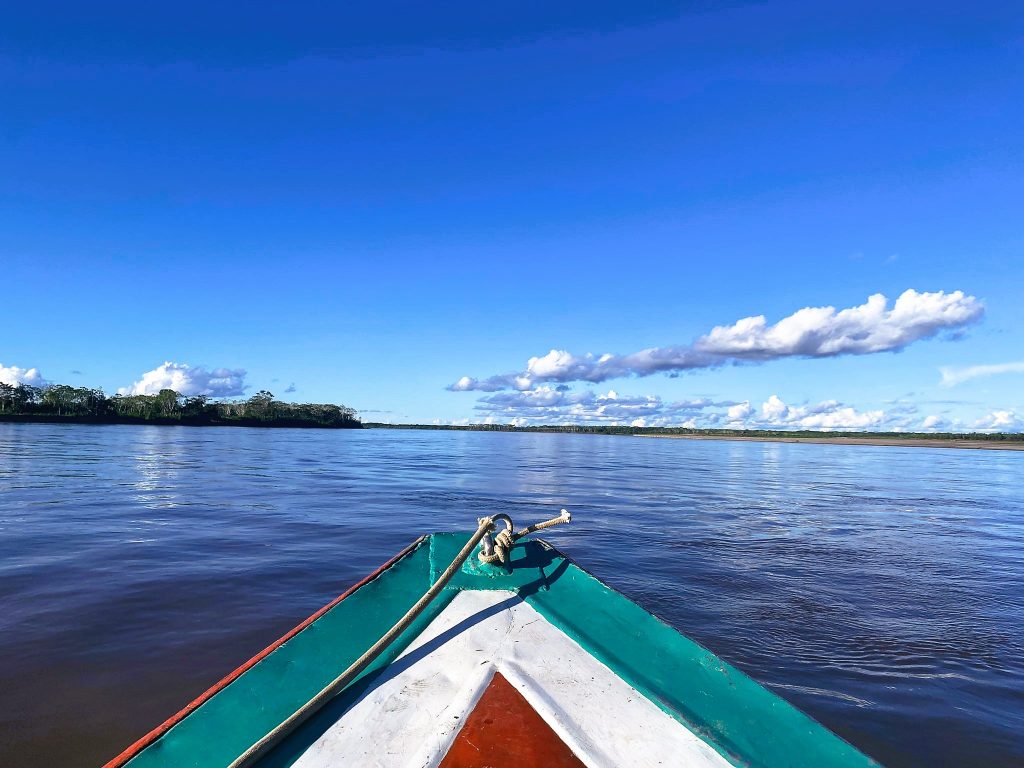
[464,381,1014,434]
[745,395,887,430]
[451,289,983,391]
[472,385,728,426]
[788,406,885,430]
[761,394,789,421]
[939,361,1024,387]
[727,401,753,420]
[118,362,248,397]
[471,384,904,431]
[0,362,47,387]
[973,410,1023,433]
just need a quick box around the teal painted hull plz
[106,534,880,768]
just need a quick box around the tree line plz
[364,422,1022,440]
[0,383,360,428]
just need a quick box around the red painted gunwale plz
[102,535,427,768]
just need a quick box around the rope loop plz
[478,514,514,564]
[477,508,572,565]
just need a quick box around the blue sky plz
[3,2,1023,430]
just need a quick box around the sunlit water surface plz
[1,424,1022,766]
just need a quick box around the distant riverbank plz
[0,414,362,429]
[0,383,360,429]
[635,433,1024,451]
[3,411,1020,445]
[366,423,1024,450]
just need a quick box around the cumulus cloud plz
[464,379,1014,434]
[471,384,904,431]
[0,362,47,387]
[753,395,886,430]
[450,290,983,391]
[761,394,788,421]
[973,410,1023,432]
[727,401,754,421]
[939,361,1024,387]
[473,386,729,426]
[118,362,248,397]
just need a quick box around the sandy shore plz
[634,434,1024,451]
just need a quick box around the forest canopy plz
[0,383,360,429]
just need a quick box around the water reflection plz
[0,425,1021,768]
[128,427,188,509]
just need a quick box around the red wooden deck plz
[439,671,585,767]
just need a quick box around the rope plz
[226,509,572,768]
[478,509,571,564]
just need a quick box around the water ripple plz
[0,425,1021,767]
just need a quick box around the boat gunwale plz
[104,531,880,768]
[436,532,880,768]
[101,534,428,768]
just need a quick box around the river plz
[1,424,1021,766]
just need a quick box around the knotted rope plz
[227,509,572,768]
[478,509,572,564]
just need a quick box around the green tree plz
[155,389,182,418]
[1,379,361,428]
[182,395,209,418]
[13,384,41,412]
[0,382,14,413]
[246,390,275,420]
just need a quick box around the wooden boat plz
[104,512,879,768]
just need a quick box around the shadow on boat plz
[257,546,570,767]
